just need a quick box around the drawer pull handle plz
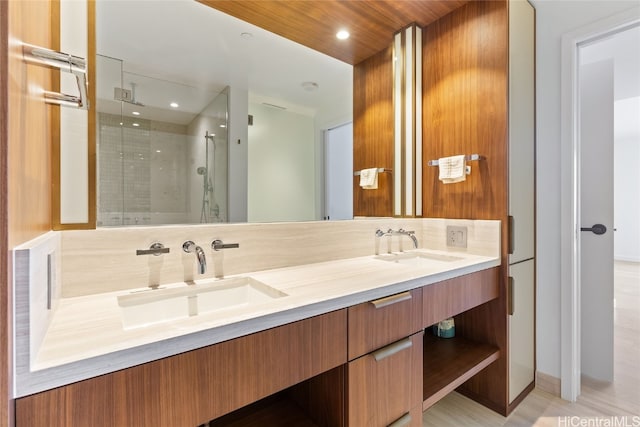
[388,412,412,427]
[370,291,412,309]
[372,337,412,362]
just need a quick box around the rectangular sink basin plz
[117,277,287,329]
[374,251,464,266]
[196,277,287,314]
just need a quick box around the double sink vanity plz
[13,218,502,426]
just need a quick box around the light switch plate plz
[446,226,467,248]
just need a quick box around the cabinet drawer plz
[347,332,423,427]
[348,288,422,360]
[423,267,499,327]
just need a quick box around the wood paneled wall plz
[353,45,395,217]
[422,0,508,224]
[3,0,57,424]
[7,0,55,247]
[421,0,509,415]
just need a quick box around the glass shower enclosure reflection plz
[96,55,228,226]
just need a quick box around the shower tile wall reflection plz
[98,113,189,226]
[95,54,229,226]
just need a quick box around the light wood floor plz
[423,261,640,426]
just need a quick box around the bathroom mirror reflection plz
[95,0,353,226]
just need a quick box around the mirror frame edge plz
[52,0,96,231]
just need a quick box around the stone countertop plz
[18,249,499,397]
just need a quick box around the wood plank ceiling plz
[198,0,469,65]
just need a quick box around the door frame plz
[559,7,640,402]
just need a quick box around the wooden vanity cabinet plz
[15,310,347,427]
[347,333,423,427]
[346,289,423,427]
[16,271,504,427]
[421,268,501,411]
[348,288,422,360]
[422,268,499,327]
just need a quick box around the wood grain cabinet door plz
[348,288,422,360]
[347,332,423,427]
[422,268,499,328]
[15,310,347,427]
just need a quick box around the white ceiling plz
[96,0,353,123]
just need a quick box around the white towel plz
[359,168,379,189]
[438,155,466,184]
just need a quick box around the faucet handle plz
[136,242,169,256]
[183,240,197,253]
[211,239,240,251]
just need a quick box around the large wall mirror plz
[93,0,353,226]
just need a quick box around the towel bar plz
[427,154,483,167]
[22,44,89,109]
[354,168,392,176]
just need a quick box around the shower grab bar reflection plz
[353,168,392,176]
[427,154,483,166]
[22,44,89,109]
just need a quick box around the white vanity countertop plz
[20,249,499,396]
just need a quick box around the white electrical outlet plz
[446,226,467,248]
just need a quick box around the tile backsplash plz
[60,218,500,297]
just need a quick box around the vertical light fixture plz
[393,24,422,217]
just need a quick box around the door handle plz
[580,224,607,235]
[508,276,514,316]
[508,215,515,255]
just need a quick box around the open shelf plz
[207,393,318,427]
[422,332,500,411]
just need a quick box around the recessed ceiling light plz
[170,102,179,108]
[132,111,140,116]
[336,30,350,40]
[155,150,162,153]
[240,32,253,39]
[219,124,226,128]
[132,123,140,127]
[302,81,319,92]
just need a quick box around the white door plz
[324,122,353,221]
[579,58,615,382]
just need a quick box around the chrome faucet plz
[397,228,419,249]
[375,228,419,252]
[183,241,206,274]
